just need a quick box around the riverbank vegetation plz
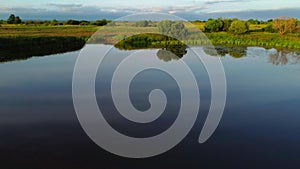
[0,14,300,51]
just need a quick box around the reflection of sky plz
[1,45,300,167]
[0,0,299,20]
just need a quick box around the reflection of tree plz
[0,37,85,63]
[114,33,188,62]
[203,46,247,58]
[156,45,187,62]
[204,46,300,66]
[268,50,300,65]
[268,50,289,65]
[228,47,246,58]
[291,52,300,64]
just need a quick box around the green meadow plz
[1,18,300,50]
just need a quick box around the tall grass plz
[205,32,300,50]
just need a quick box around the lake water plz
[1,45,300,169]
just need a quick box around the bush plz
[229,20,249,34]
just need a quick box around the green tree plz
[79,20,90,25]
[51,19,59,26]
[66,19,80,25]
[204,18,224,32]
[229,20,249,34]
[14,16,21,24]
[222,19,233,32]
[158,20,188,39]
[158,20,174,36]
[7,14,16,24]
[248,19,260,24]
[93,19,109,26]
[7,14,22,24]
[297,19,300,26]
[170,22,188,39]
[135,20,149,27]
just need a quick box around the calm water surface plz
[0,45,300,169]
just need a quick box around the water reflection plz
[204,46,300,66]
[156,45,187,62]
[1,44,300,168]
[204,46,247,58]
[114,33,188,62]
[0,37,85,63]
[268,50,300,65]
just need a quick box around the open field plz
[0,24,98,39]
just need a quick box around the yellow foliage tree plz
[273,16,297,35]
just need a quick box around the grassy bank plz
[0,24,97,40]
[1,23,300,51]
[206,32,300,50]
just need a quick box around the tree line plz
[1,14,298,36]
[1,14,111,26]
[203,17,299,35]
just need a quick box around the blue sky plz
[0,0,299,20]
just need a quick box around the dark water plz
[0,45,300,169]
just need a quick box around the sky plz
[0,0,300,20]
